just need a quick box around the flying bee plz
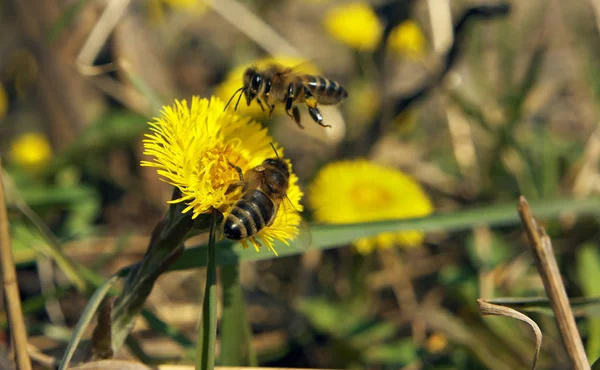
[224,63,349,129]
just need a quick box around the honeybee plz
[223,146,295,244]
[224,63,349,129]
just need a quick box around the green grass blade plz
[170,197,600,269]
[57,274,120,370]
[141,309,195,359]
[196,212,218,370]
[577,244,600,360]
[220,264,247,366]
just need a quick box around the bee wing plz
[295,215,313,251]
[268,60,319,78]
[280,195,312,250]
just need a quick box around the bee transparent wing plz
[269,60,319,78]
[280,195,312,251]
[294,215,313,251]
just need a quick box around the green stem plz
[197,210,218,370]
[244,307,258,366]
[221,264,256,366]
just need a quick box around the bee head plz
[262,158,290,196]
[243,67,262,106]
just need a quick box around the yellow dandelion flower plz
[214,56,319,119]
[324,2,382,51]
[9,132,53,173]
[308,160,433,254]
[141,96,303,254]
[388,20,427,60]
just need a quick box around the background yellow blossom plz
[388,20,427,60]
[308,159,433,254]
[324,2,427,59]
[324,2,382,51]
[9,132,53,173]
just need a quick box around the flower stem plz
[220,263,256,366]
[197,209,218,370]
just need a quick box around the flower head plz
[214,56,318,118]
[388,20,427,60]
[142,96,303,254]
[9,132,53,173]
[308,160,433,254]
[324,2,382,51]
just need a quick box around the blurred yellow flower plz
[388,20,427,60]
[141,96,303,254]
[308,160,433,254]
[148,0,207,23]
[324,2,382,51]
[0,83,7,119]
[324,3,427,59]
[214,56,319,119]
[9,132,53,173]
[425,332,448,353]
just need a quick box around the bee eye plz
[251,74,262,91]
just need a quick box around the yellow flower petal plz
[324,2,382,51]
[388,20,427,60]
[214,56,318,119]
[308,160,433,253]
[9,132,53,173]
[141,96,302,254]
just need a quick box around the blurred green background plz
[2,0,600,369]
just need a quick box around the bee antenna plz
[234,89,244,111]
[269,142,280,158]
[224,87,244,111]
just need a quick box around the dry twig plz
[518,196,590,370]
[477,299,542,369]
[0,159,32,370]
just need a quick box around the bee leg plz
[285,83,296,112]
[256,98,266,112]
[303,86,331,128]
[291,106,303,129]
[286,106,303,128]
[226,161,246,193]
[307,106,331,128]
[269,104,275,118]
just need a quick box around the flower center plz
[349,183,394,211]
[200,146,242,186]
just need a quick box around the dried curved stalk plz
[477,299,542,370]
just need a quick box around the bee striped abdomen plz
[301,75,348,105]
[223,190,275,240]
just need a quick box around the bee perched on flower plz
[308,160,433,254]
[141,96,303,254]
